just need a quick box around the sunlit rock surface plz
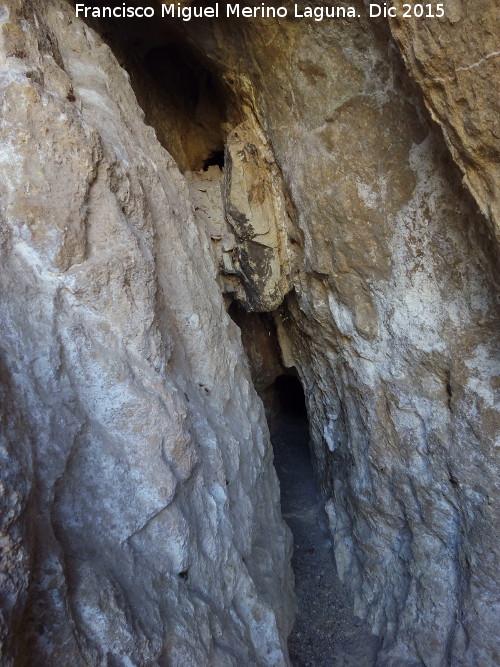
[0,2,293,664]
[227,11,500,665]
[387,0,500,248]
[0,1,499,666]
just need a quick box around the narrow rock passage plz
[271,413,380,666]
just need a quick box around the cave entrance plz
[271,374,308,420]
[137,42,227,172]
[264,372,379,665]
[267,373,336,663]
[84,10,232,173]
[77,8,380,657]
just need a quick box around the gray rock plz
[0,1,498,666]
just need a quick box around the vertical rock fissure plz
[58,12,392,661]
[269,375,380,665]
[2,5,497,665]
[229,306,380,665]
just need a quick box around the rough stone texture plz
[0,2,294,664]
[186,115,293,313]
[173,8,500,665]
[1,2,499,666]
[226,13,500,667]
[387,0,500,249]
[223,117,292,311]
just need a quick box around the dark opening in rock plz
[138,43,226,171]
[269,373,380,665]
[203,149,225,171]
[83,14,229,172]
[272,374,308,419]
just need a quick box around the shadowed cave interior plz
[227,302,380,664]
[138,42,227,172]
[264,373,380,665]
[93,12,231,172]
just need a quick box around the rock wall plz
[387,0,500,248]
[0,2,294,664]
[220,11,500,666]
[221,11,499,665]
[1,1,499,666]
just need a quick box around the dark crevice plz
[70,7,380,661]
[203,149,225,171]
[137,42,227,171]
[229,305,380,665]
[272,375,308,419]
[267,373,380,665]
[77,8,232,172]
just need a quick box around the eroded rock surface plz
[0,2,294,664]
[0,1,499,666]
[387,0,500,249]
[231,12,500,666]
[223,117,292,311]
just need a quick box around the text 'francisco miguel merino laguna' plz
[74,3,362,21]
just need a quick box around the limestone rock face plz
[224,14,500,666]
[174,9,499,666]
[0,2,294,664]
[186,117,293,313]
[223,117,292,311]
[1,1,499,666]
[387,0,500,247]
